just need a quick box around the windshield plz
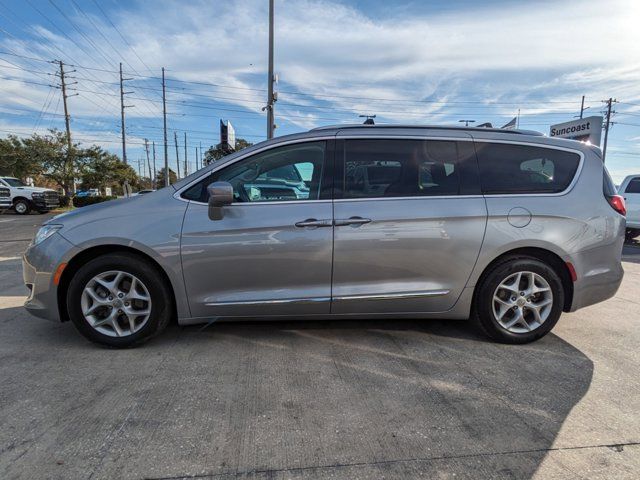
[2,178,25,187]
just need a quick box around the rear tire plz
[13,199,30,215]
[66,253,173,347]
[625,229,639,242]
[473,256,564,344]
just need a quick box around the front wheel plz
[13,199,30,215]
[473,256,564,344]
[625,229,639,242]
[66,253,173,347]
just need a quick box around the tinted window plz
[476,143,581,194]
[625,178,640,194]
[182,141,325,203]
[343,139,461,198]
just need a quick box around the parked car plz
[0,186,11,212]
[618,175,640,241]
[76,189,100,198]
[0,176,60,214]
[22,125,625,347]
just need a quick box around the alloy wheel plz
[80,270,152,337]
[492,271,553,333]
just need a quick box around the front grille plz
[43,191,59,207]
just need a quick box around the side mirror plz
[207,181,234,220]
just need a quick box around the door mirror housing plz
[207,181,234,220]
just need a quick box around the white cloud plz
[1,0,640,176]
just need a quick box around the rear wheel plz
[66,253,173,347]
[473,256,564,344]
[13,199,30,215]
[625,229,639,242]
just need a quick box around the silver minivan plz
[22,125,626,347]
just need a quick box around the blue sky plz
[1,0,639,181]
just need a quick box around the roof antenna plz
[359,114,376,125]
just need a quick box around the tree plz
[80,147,138,195]
[0,135,44,179]
[22,129,93,194]
[203,138,253,165]
[155,167,177,189]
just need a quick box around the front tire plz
[473,256,564,344]
[66,253,173,347]
[625,229,639,242]
[13,199,30,215]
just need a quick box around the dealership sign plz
[549,116,603,146]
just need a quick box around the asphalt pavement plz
[1,212,639,479]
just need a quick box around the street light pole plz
[266,0,275,139]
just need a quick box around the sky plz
[0,0,639,182]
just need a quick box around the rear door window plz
[475,143,581,194]
[341,139,463,198]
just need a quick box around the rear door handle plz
[295,218,333,228]
[334,216,372,226]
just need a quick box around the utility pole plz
[152,141,157,187]
[57,60,77,194]
[162,67,169,186]
[119,63,134,164]
[579,95,585,119]
[602,97,616,163]
[266,0,276,139]
[144,139,152,185]
[195,147,198,171]
[174,131,181,178]
[199,141,203,168]
[184,132,188,177]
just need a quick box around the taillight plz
[607,195,626,216]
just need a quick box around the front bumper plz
[23,232,79,322]
[32,198,59,211]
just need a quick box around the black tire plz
[625,229,639,242]
[66,253,173,347]
[13,199,30,215]
[473,256,564,344]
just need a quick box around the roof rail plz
[309,124,544,136]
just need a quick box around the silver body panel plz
[22,126,624,326]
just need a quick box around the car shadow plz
[1,310,593,479]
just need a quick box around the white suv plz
[0,177,60,215]
[618,175,640,241]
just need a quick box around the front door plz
[180,140,334,319]
[331,136,487,314]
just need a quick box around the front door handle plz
[295,218,332,228]
[334,216,372,226]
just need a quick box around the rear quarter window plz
[475,143,581,194]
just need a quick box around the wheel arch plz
[57,244,178,322]
[472,247,574,312]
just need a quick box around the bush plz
[58,195,71,208]
[72,195,117,208]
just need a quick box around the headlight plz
[31,192,44,199]
[33,224,62,246]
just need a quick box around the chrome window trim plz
[334,195,483,203]
[176,134,586,204]
[173,136,335,205]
